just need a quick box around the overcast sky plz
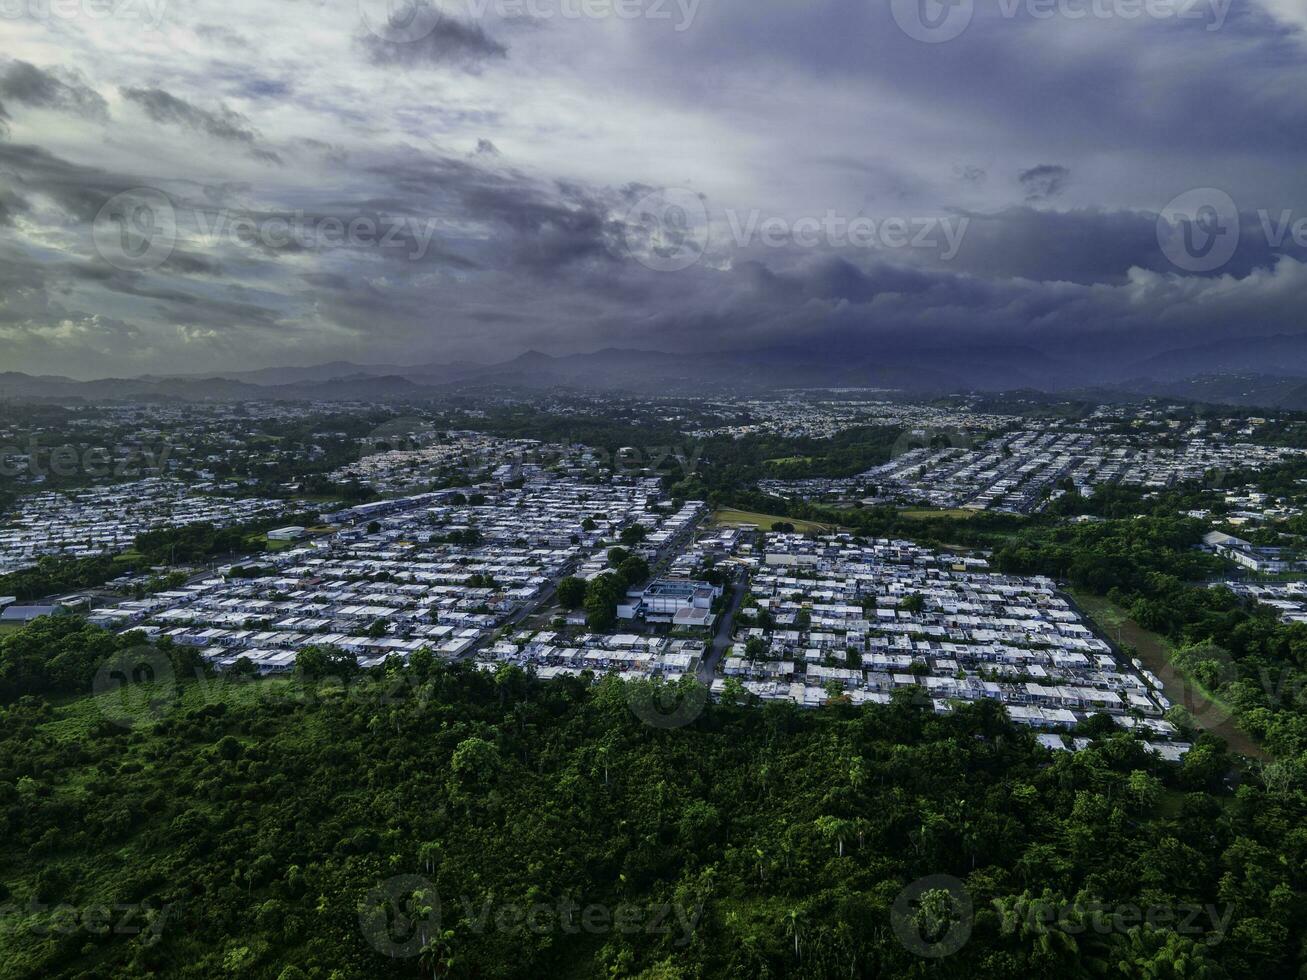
[1,0,1306,379]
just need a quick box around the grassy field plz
[1070,589,1266,760]
[711,508,840,534]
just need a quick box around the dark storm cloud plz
[62,258,288,329]
[361,149,622,273]
[8,0,1307,380]
[0,142,153,221]
[0,62,108,121]
[1018,165,1070,202]
[237,77,292,100]
[0,186,24,226]
[732,256,939,306]
[162,250,224,276]
[473,184,619,272]
[945,207,1307,284]
[613,248,1307,378]
[660,0,1307,166]
[120,87,282,164]
[360,5,507,72]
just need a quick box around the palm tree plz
[784,908,803,962]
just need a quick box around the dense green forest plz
[0,620,1304,978]
[988,517,1307,759]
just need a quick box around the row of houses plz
[476,630,704,679]
[771,424,1304,513]
[90,468,707,674]
[0,478,300,575]
[715,532,1179,737]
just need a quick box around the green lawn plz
[1070,590,1266,759]
[711,508,840,534]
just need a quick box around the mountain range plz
[4,333,1307,409]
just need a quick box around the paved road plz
[698,571,746,683]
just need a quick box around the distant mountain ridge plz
[5,332,1307,407]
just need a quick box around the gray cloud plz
[5,0,1307,380]
[0,61,107,121]
[1018,164,1070,202]
[120,87,281,164]
[359,5,507,71]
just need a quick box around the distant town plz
[6,392,1307,766]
